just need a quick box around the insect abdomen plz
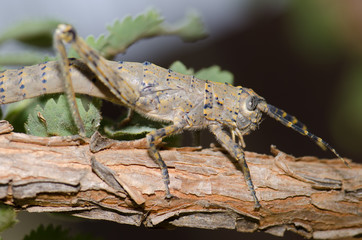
[0,60,122,105]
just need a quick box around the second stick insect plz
[1,24,347,209]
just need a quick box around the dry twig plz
[0,121,360,239]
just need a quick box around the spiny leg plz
[147,121,186,198]
[54,25,86,137]
[55,24,139,108]
[209,124,261,209]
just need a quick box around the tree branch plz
[0,121,360,239]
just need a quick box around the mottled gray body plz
[0,60,260,135]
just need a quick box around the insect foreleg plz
[209,124,261,209]
[146,120,186,198]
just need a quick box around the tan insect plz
[0,24,347,209]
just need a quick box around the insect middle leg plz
[209,124,261,209]
[146,120,186,198]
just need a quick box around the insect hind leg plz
[54,24,86,137]
[146,121,186,198]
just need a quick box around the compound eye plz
[246,96,259,111]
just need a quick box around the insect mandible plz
[0,24,347,209]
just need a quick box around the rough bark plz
[0,121,360,239]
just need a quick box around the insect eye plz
[246,96,259,111]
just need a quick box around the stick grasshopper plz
[0,24,347,209]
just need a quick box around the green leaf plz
[195,65,234,85]
[169,61,194,75]
[0,204,17,233]
[0,19,62,47]
[103,111,163,140]
[68,9,207,59]
[104,125,157,140]
[104,9,164,50]
[163,10,208,42]
[25,95,101,138]
[169,61,234,85]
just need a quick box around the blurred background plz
[0,0,361,239]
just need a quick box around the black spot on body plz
[204,103,212,109]
[92,60,98,67]
[90,51,100,60]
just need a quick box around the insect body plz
[0,24,346,209]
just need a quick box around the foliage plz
[25,95,101,138]
[66,9,206,60]
[23,224,101,240]
[170,61,234,85]
[0,204,17,233]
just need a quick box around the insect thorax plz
[203,82,263,134]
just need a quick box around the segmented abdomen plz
[0,60,121,105]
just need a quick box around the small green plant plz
[25,95,102,138]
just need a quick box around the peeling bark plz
[0,121,360,239]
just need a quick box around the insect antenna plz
[257,102,349,166]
